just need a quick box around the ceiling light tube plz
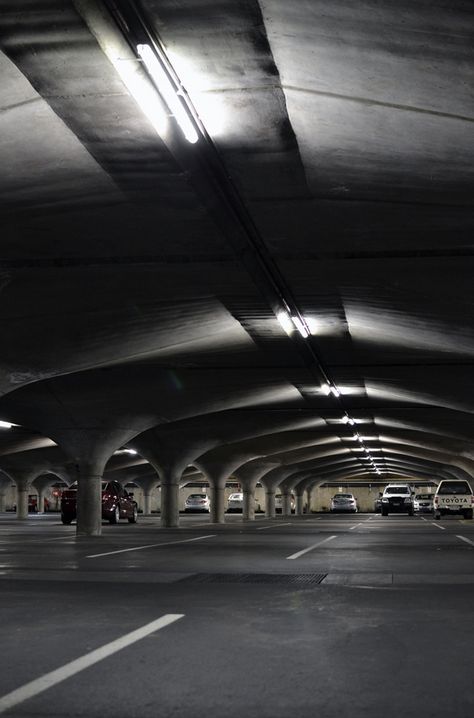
[0,420,13,429]
[330,386,340,397]
[291,315,309,338]
[321,383,331,396]
[277,311,294,335]
[137,43,199,143]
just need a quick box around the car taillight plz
[471,496,474,505]
[434,497,439,505]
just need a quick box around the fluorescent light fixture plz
[330,386,340,397]
[101,40,167,136]
[137,43,199,143]
[291,316,309,338]
[114,448,138,455]
[342,415,356,425]
[277,311,294,335]
[0,420,13,429]
[321,383,331,396]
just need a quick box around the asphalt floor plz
[1,511,474,717]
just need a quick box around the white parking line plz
[0,614,183,714]
[456,535,474,547]
[256,522,292,531]
[431,523,446,531]
[286,535,337,560]
[86,534,216,558]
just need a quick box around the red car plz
[61,481,138,525]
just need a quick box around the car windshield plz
[385,486,410,495]
[189,494,207,499]
[438,482,471,495]
[229,494,243,500]
[334,494,353,499]
[416,494,432,500]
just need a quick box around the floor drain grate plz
[180,573,327,586]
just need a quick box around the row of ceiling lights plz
[79,1,391,482]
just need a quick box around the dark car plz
[61,481,138,525]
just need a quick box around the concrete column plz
[37,487,47,513]
[16,477,31,520]
[76,464,104,536]
[306,488,313,513]
[265,489,276,518]
[143,491,153,516]
[282,490,292,517]
[211,485,225,524]
[296,492,305,516]
[243,488,255,521]
[161,483,179,527]
[0,490,6,513]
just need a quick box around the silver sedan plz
[330,493,358,513]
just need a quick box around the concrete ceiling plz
[0,0,473,488]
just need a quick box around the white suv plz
[433,480,474,520]
[381,484,414,516]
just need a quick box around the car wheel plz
[381,509,388,516]
[61,515,73,525]
[463,509,473,520]
[128,505,138,523]
[109,505,120,524]
[408,508,414,516]
[434,512,441,520]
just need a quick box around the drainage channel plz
[180,573,327,586]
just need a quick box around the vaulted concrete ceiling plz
[0,0,473,486]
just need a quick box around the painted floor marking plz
[456,535,474,547]
[0,614,183,714]
[86,534,216,558]
[256,522,292,531]
[286,534,337,560]
[431,523,446,531]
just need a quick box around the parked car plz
[330,493,358,513]
[226,492,262,513]
[413,493,434,513]
[433,480,474,520]
[374,493,383,513]
[227,492,244,512]
[60,481,138,524]
[184,493,211,513]
[11,495,51,513]
[381,484,414,516]
[275,493,296,513]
